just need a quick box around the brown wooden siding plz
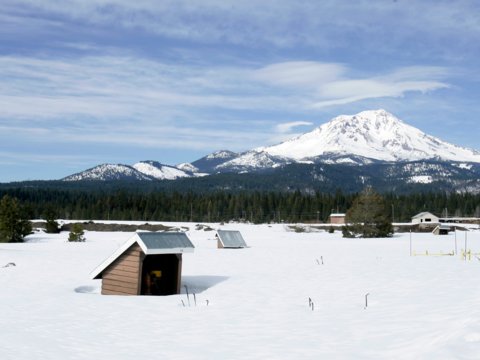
[101,243,142,295]
[330,216,345,224]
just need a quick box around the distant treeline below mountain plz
[1,186,479,223]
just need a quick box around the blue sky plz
[1,0,480,181]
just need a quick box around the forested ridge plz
[1,187,479,223]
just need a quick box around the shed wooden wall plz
[330,216,345,224]
[102,243,143,295]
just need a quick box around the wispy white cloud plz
[312,80,449,109]
[0,55,452,154]
[0,56,451,115]
[4,0,480,57]
[0,150,93,165]
[253,62,346,88]
[252,62,451,109]
[275,121,313,134]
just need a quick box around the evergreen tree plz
[343,187,393,238]
[43,206,60,234]
[0,195,32,243]
[68,223,85,242]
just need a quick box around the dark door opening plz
[141,254,180,295]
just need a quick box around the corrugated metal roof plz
[137,232,194,250]
[217,230,247,248]
[90,232,194,279]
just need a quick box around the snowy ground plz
[1,223,480,359]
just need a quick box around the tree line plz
[1,187,480,224]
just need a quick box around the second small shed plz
[90,232,194,296]
[329,213,346,224]
[216,230,247,249]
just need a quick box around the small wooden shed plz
[216,230,247,249]
[91,232,194,296]
[329,213,346,224]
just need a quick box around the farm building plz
[216,230,247,249]
[329,213,346,224]
[91,232,194,296]
[411,212,439,225]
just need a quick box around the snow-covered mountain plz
[63,161,208,182]
[176,162,200,173]
[63,164,153,181]
[61,110,480,190]
[261,109,480,163]
[215,150,292,172]
[195,109,480,173]
[190,150,239,173]
[132,161,193,180]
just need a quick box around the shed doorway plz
[141,254,181,295]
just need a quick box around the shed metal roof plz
[217,230,247,248]
[137,232,194,253]
[90,231,194,279]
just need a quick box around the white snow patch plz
[133,162,191,180]
[2,224,480,359]
[408,175,433,184]
[456,163,473,170]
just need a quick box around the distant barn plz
[91,232,194,296]
[216,230,247,249]
[411,212,439,225]
[329,213,346,224]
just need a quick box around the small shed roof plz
[432,224,452,235]
[217,230,247,248]
[412,211,437,219]
[329,213,346,217]
[90,232,194,279]
[137,232,194,254]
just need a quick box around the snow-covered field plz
[2,223,480,359]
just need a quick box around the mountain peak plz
[63,163,153,181]
[263,109,480,163]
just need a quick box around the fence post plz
[409,229,412,256]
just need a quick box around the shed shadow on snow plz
[181,275,228,294]
[74,285,100,294]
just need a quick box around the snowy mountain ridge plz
[63,160,210,181]
[62,109,480,185]
[63,164,153,181]
[132,161,194,180]
[196,109,480,173]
